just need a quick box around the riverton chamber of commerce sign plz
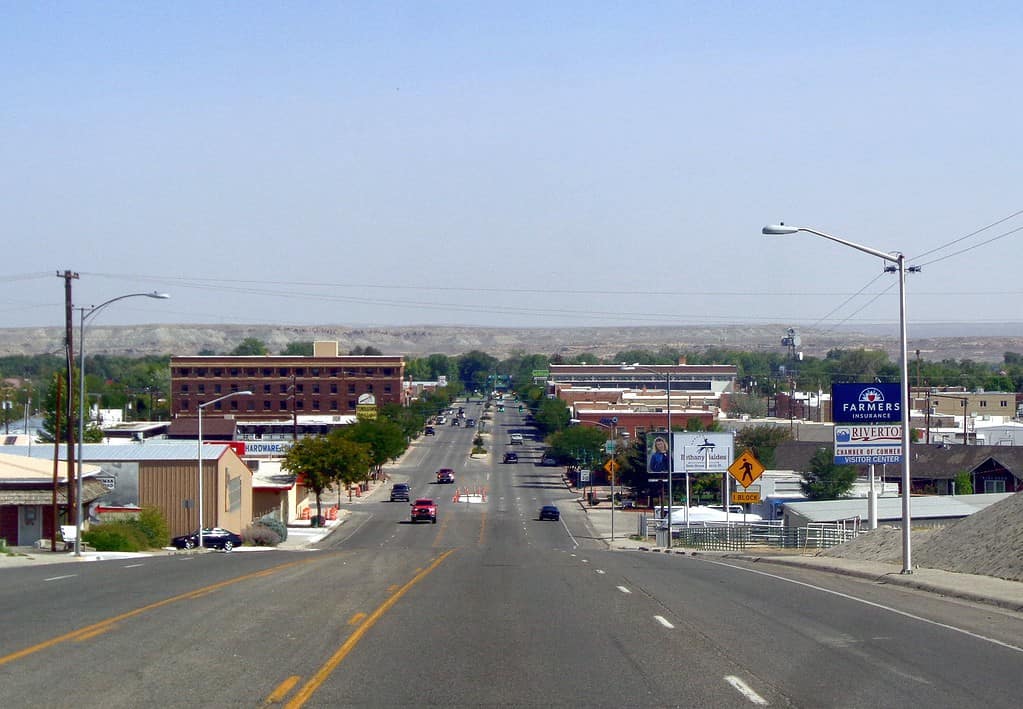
[832,383,904,465]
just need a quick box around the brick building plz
[170,341,405,422]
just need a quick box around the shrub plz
[242,524,282,547]
[257,514,287,542]
[131,506,171,548]
[83,522,149,552]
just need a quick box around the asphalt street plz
[2,402,1023,707]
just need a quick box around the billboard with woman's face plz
[647,433,670,473]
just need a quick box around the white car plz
[510,433,523,445]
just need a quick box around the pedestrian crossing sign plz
[728,451,765,486]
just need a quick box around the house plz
[3,443,254,537]
[0,452,107,547]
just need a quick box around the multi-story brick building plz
[170,341,405,422]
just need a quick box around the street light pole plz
[197,390,251,548]
[75,291,169,556]
[763,223,918,574]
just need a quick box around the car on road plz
[503,452,518,464]
[464,418,476,427]
[172,528,243,551]
[390,483,411,502]
[424,426,436,436]
[510,433,523,445]
[410,498,437,523]
[538,505,560,521]
[436,468,455,484]
[451,418,461,426]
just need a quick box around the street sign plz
[834,424,903,464]
[605,440,616,454]
[603,459,619,475]
[579,469,591,483]
[732,491,761,504]
[728,451,765,486]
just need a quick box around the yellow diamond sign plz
[603,459,619,475]
[728,451,765,487]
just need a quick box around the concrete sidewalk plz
[575,497,1023,613]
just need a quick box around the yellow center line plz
[347,612,367,626]
[0,557,313,668]
[285,550,456,709]
[264,675,301,705]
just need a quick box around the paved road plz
[3,401,1023,707]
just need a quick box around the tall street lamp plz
[577,418,617,541]
[75,291,169,556]
[762,223,918,574]
[197,390,251,548]
[622,364,678,544]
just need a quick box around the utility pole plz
[58,270,79,524]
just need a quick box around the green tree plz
[348,346,383,355]
[727,392,768,419]
[230,338,268,356]
[324,431,374,500]
[281,436,336,523]
[457,350,499,391]
[545,426,607,467]
[735,424,791,469]
[800,447,857,500]
[533,398,571,435]
[342,418,407,480]
[953,471,973,495]
[280,341,313,356]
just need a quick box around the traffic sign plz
[732,491,761,504]
[728,451,765,486]
[603,459,619,475]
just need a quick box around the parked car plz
[424,426,436,436]
[390,483,411,502]
[410,498,438,524]
[436,468,455,484]
[172,528,242,551]
[538,505,560,521]
[503,452,518,464]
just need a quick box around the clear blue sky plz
[2,2,1021,334]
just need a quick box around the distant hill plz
[1,323,1022,363]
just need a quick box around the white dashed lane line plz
[653,615,674,629]
[44,574,76,582]
[616,586,631,594]
[725,675,769,705]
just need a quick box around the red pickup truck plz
[410,498,437,524]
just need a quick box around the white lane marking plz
[595,569,606,575]
[725,676,769,706]
[581,559,589,564]
[44,574,76,582]
[703,559,1023,655]
[123,564,144,568]
[560,517,579,548]
[654,615,674,629]
[617,585,631,594]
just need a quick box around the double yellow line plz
[274,549,455,708]
[0,559,309,668]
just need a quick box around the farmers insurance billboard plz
[832,382,904,464]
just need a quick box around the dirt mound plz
[822,492,1023,582]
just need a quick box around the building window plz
[980,401,987,408]
[263,368,273,377]
[264,384,271,394]
[278,368,290,377]
[247,401,255,411]
[279,401,288,411]
[330,368,340,377]
[263,400,272,410]
[311,368,320,376]
[1001,400,1009,408]
[348,384,356,394]
[383,368,392,376]
[330,401,339,411]
[279,383,289,394]
[294,368,305,376]
[214,384,222,394]
[330,383,338,394]
[230,368,239,377]
[181,401,190,411]
[312,400,320,411]
[366,384,374,393]
[246,368,256,376]
[312,383,320,394]
[348,400,357,410]
[181,384,190,393]
[198,383,206,394]
[230,400,239,410]
[213,368,222,377]
[984,479,1006,493]
[295,400,304,410]
[383,385,391,394]
[197,368,207,377]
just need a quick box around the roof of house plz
[772,440,1023,481]
[1,443,235,462]
[784,492,1014,523]
[0,451,101,482]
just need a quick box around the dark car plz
[172,527,242,551]
[390,483,411,502]
[424,426,436,436]
[539,505,560,521]
[503,452,518,464]
[436,468,455,484]
[464,418,476,427]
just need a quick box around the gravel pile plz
[821,491,1023,582]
